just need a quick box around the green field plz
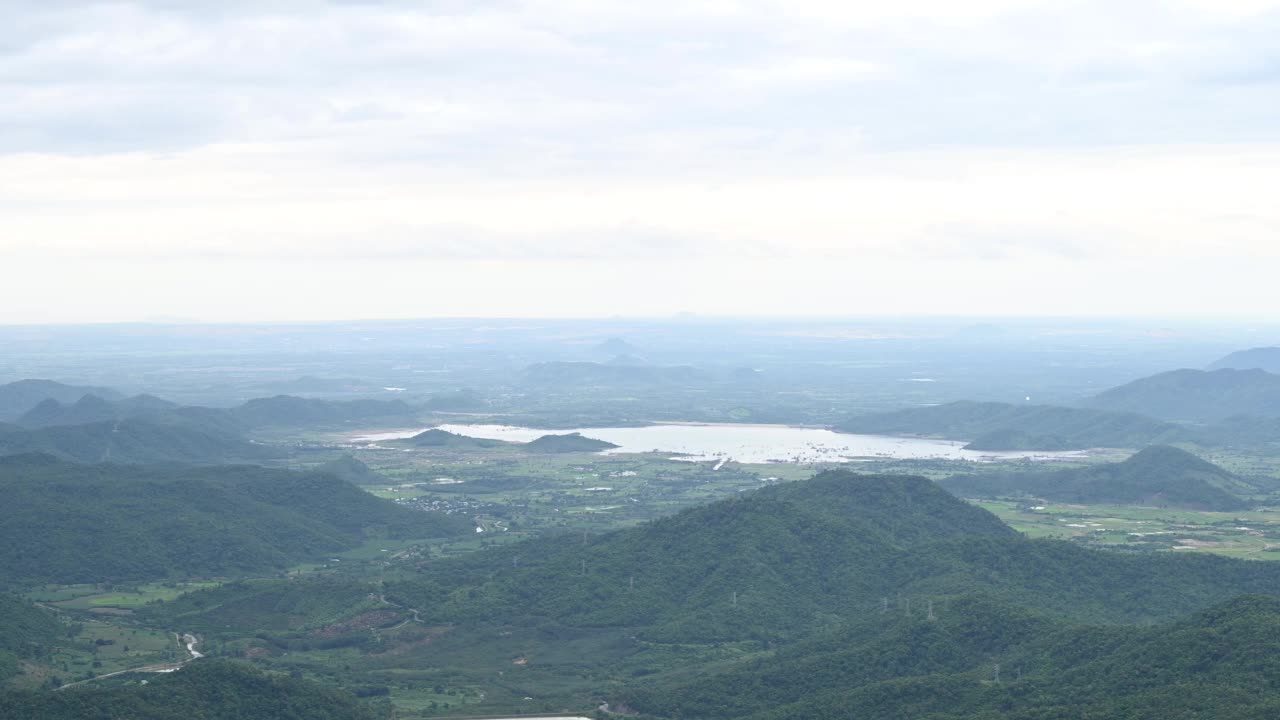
[976,499,1280,559]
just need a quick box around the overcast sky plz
[5,0,1280,323]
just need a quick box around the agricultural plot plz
[976,500,1280,559]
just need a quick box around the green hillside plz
[838,401,1189,450]
[624,594,1280,720]
[525,432,620,453]
[386,470,1280,642]
[942,445,1252,510]
[0,660,378,720]
[0,595,62,682]
[0,418,273,465]
[319,455,386,484]
[1088,368,1280,422]
[0,455,471,585]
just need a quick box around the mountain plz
[942,445,1251,510]
[401,428,507,448]
[387,470,1280,643]
[0,418,273,465]
[0,660,378,720]
[622,594,1280,720]
[16,394,178,428]
[318,455,386,485]
[525,432,619,453]
[522,361,708,386]
[839,401,1190,450]
[0,380,121,421]
[1209,346,1280,373]
[0,455,472,585]
[0,595,61,682]
[230,395,416,428]
[1088,368,1280,422]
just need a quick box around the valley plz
[6,320,1280,719]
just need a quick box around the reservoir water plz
[353,422,1086,464]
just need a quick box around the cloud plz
[5,1,1280,321]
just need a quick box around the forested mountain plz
[0,418,272,465]
[0,380,121,421]
[942,446,1251,510]
[319,455,386,484]
[0,455,471,585]
[1088,368,1280,422]
[839,401,1189,450]
[0,660,379,720]
[622,594,1280,720]
[1209,346,1280,372]
[0,595,62,682]
[385,470,1280,643]
[526,432,620,453]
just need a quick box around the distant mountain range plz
[1086,368,1280,423]
[0,418,274,465]
[1209,346,1280,373]
[0,455,471,585]
[839,401,1190,450]
[0,380,121,421]
[942,445,1252,510]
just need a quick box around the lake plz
[352,422,1087,464]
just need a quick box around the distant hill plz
[1209,346,1280,372]
[17,394,177,428]
[942,445,1251,510]
[522,361,708,386]
[401,429,507,448]
[1195,414,1280,452]
[230,395,416,428]
[839,401,1189,450]
[525,432,619,453]
[0,418,273,465]
[0,595,61,681]
[0,380,121,421]
[1088,368,1280,422]
[318,455,385,485]
[622,594,1280,720]
[0,660,377,720]
[0,455,471,584]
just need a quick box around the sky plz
[4,0,1280,323]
